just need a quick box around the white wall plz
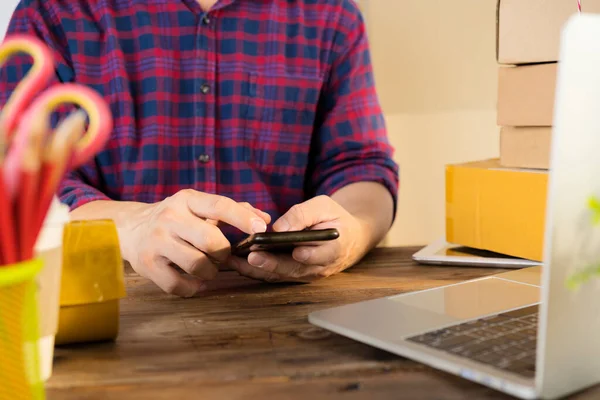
[362,0,501,247]
[0,0,19,39]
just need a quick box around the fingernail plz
[277,219,290,232]
[194,280,207,292]
[248,253,266,268]
[252,219,267,233]
[295,248,310,262]
[184,281,206,298]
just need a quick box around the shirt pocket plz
[244,71,323,174]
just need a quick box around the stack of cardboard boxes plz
[445,0,600,262]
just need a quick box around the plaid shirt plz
[1,0,398,241]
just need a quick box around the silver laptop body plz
[309,14,600,399]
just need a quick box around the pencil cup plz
[0,258,45,400]
[33,197,70,381]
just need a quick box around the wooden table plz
[46,247,600,399]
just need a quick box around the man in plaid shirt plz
[1,0,399,297]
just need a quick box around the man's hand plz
[117,189,270,297]
[228,195,372,283]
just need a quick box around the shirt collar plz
[180,0,236,14]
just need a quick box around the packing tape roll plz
[55,219,126,345]
[56,300,120,345]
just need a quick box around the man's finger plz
[228,256,281,283]
[165,237,219,280]
[172,218,230,263]
[145,259,206,298]
[246,251,327,282]
[292,241,340,266]
[239,202,271,224]
[185,192,267,234]
[207,204,270,226]
[273,196,336,232]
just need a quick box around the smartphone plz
[232,228,340,257]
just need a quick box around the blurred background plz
[0,1,16,41]
[358,0,500,247]
[0,0,500,248]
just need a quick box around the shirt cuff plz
[315,161,400,221]
[58,178,112,211]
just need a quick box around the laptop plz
[309,14,600,400]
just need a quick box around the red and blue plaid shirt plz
[1,0,398,241]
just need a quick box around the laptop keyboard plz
[407,305,539,378]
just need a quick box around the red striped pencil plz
[0,172,16,265]
[0,138,17,265]
[34,111,86,236]
[15,123,45,261]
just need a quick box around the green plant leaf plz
[588,196,600,225]
[566,263,600,291]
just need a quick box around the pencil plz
[16,122,45,261]
[0,137,17,265]
[0,170,16,265]
[34,111,86,235]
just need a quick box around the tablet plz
[412,238,541,268]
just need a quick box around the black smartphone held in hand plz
[232,228,340,257]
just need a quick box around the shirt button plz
[202,14,210,25]
[198,154,210,163]
[200,84,210,94]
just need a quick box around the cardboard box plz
[500,126,552,170]
[497,63,557,126]
[497,0,600,64]
[445,159,547,261]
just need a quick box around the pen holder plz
[0,258,45,400]
[56,219,126,345]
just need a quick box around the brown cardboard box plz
[497,63,557,126]
[497,0,600,64]
[500,126,552,169]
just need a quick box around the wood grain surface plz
[45,247,600,399]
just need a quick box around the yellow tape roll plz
[56,220,126,345]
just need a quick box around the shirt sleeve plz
[309,2,399,217]
[0,0,111,210]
